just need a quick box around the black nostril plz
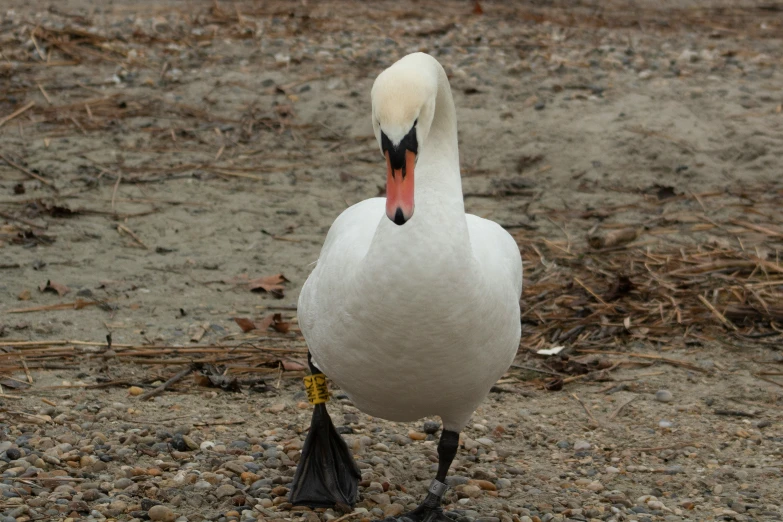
[393,208,406,226]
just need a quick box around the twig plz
[698,295,738,331]
[20,357,33,384]
[756,374,783,389]
[117,224,149,249]
[192,419,246,426]
[0,153,54,186]
[5,300,98,314]
[0,210,47,230]
[137,365,194,401]
[111,172,122,212]
[0,101,35,128]
[713,409,756,418]
[510,363,564,377]
[574,277,609,306]
[609,396,636,420]
[331,511,365,522]
[575,350,708,373]
[37,83,53,104]
[571,393,601,427]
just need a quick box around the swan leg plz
[288,354,361,508]
[385,429,460,522]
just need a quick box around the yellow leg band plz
[304,373,330,405]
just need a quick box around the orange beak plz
[385,149,415,226]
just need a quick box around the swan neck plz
[417,66,462,206]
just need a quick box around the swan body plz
[298,52,522,433]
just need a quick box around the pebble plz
[216,484,238,498]
[573,440,591,451]
[423,420,440,434]
[128,386,144,396]
[655,390,674,403]
[148,505,177,522]
[384,503,405,517]
[4,448,21,460]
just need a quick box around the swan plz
[289,52,523,521]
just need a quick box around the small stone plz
[461,485,482,498]
[148,505,177,522]
[655,390,673,403]
[216,484,237,498]
[128,386,144,396]
[384,504,405,517]
[266,403,286,413]
[408,431,426,441]
[423,421,440,434]
[368,493,390,506]
[271,485,288,496]
[586,480,604,491]
[573,440,591,451]
[470,480,496,491]
[5,448,21,460]
[170,434,189,452]
[114,478,133,490]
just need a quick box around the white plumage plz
[298,53,522,433]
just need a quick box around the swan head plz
[371,53,439,226]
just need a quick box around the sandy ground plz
[1,1,783,521]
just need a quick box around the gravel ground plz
[2,1,783,522]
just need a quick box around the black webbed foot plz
[288,357,360,508]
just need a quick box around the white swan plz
[290,53,522,520]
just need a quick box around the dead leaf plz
[270,313,290,333]
[605,274,635,301]
[225,273,289,298]
[17,289,30,301]
[38,280,70,296]
[233,317,257,333]
[46,204,79,218]
[255,314,276,330]
[517,154,544,173]
[247,274,288,298]
[194,371,241,392]
[473,0,484,15]
[233,313,290,333]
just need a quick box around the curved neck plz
[417,66,463,211]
